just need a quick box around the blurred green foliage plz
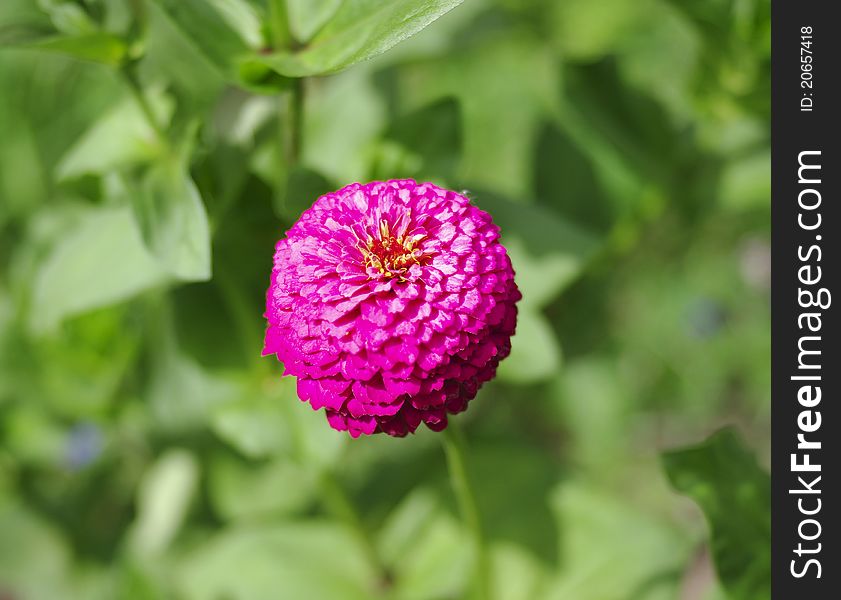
[1,0,769,599]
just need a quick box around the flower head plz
[263,180,520,437]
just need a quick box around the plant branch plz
[319,469,393,594]
[443,422,490,600]
[121,64,166,143]
[282,77,305,166]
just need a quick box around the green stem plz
[282,77,305,166]
[443,423,490,600]
[319,470,393,594]
[121,65,166,143]
[268,0,292,50]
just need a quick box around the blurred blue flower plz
[64,422,103,470]
[684,297,728,339]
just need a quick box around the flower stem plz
[442,422,490,600]
[319,470,393,595]
[282,77,304,166]
[268,0,292,50]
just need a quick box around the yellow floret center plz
[360,219,428,279]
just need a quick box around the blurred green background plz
[0,1,770,599]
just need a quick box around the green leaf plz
[370,97,462,183]
[148,348,241,433]
[548,0,643,61]
[489,543,548,600]
[210,377,295,459]
[547,482,690,599]
[719,149,770,212]
[175,521,378,600]
[127,449,200,558]
[497,308,562,384]
[277,164,335,220]
[56,90,173,180]
[533,122,615,234]
[286,0,343,43]
[376,33,558,198]
[151,0,256,79]
[143,0,229,102]
[475,195,600,308]
[37,0,97,36]
[255,0,465,77]
[23,32,128,66]
[29,205,168,333]
[385,509,471,599]
[662,428,771,599]
[208,454,317,521]
[301,65,386,183]
[129,164,212,282]
[0,502,73,599]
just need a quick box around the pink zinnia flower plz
[263,179,520,437]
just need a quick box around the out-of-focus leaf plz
[151,0,256,79]
[490,542,548,600]
[498,309,561,384]
[302,65,386,183]
[719,149,770,212]
[127,449,199,558]
[210,377,295,459]
[22,32,128,66]
[0,92,48,218]
[255,0,465,77]
[3,406,66,466]
[143,0,228,103]
[129,164,212,282]
[37,0,97,36]
[387,510,471,600]
[29,205,168,332]
[662,428,771,599]
[377,33,557,198]
[549,0,643,61]
[377,487,439,569]
[616,3,700,121]
[36,306,139,419]
[208,454,316,521]
[370,97,461,183]
[148,323,240,431]
[277,164,334,220]
[533,122,614,234]
[56,90,172,180]
[546,483,690,600]
[237,58,293,94]
[175,521,378,600]
[552,359,632,472]
[0,502,72,599]
[476,195,599,306]
[468,439,560,563]
[562,59,687,186]
[287,0,343,44]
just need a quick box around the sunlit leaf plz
[547,482,690,599]
[30,205,168,332]
[287,0,343,43]
[255,0,465,77]
[23,32,128,65]
[151,0,256,78]
[127,449,200,558]
[128,163,212,282]
[497,309,562,384]
[56,90,172,180]
[208,454,317,521]
[176,521,378,600]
